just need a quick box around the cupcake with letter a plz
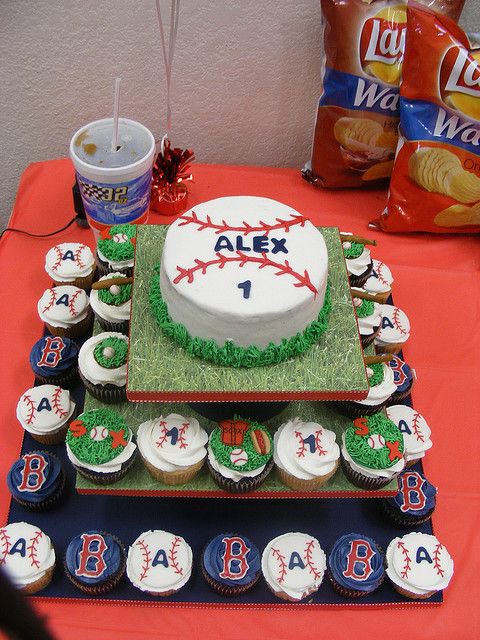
[207,417,273,493]
[274,417,339,490]
[7,451,66,511]
[341,413,405,490]
[327,533,385,598]
[96,223,136,276]
[38,285,92,338]
[16,384,76,445]
[386,405,432,467]
[78,332,128,403]
[351,258,393,304]
[202,533,261,596]
[262,532,326,601]
[127,530,193,596]
[64,531,126,594]
[65,408,137,485]
[45,242,95,289]
[90,272,133,334]
[0,522,56,594]
[386,533,453,599]
[137,413,208,485]
[374,304,410,354]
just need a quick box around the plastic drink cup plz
[69,118,156,238]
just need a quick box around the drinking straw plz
[155,0,180,132]
[111,77,122,152]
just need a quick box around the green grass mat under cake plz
[76,389,395,495]
[126,225,368,397]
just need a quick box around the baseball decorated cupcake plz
[262,532,326,601]
[340,414,405,490]
[37,285,92,338]
[351,258,393,304]
[45,242,95,289]
[78,332,128,403]
[202,533,261,596]
[137,413,208,485]
[341,234,373,288]
[207,418,274,493]
[96,224,136,276]
[64,531,126,594]
[65,408,137,485]
[382,470,437,527]
[327,533,385,598]
[16,384,76,444]
[7,451,66,511]
[387,355,415,403]
[0,522,56,593]
[89,272,133,334]
[273,417,340,490]
[374,304,410,354]
[352,296,382,347]
[29,336,79,386]
[386,405,432,467]
[127,529,193,596]
[385,533,453,599]
[334,362,396,418]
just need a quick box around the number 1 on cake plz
[238,280,251,299]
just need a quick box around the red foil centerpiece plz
[150,137,195,216]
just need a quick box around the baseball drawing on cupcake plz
[37,285,92,338]
[127,529,193,596]
[374,304,410,354]
[262,532,326,601]
[273,417,340,490]
[96,224,136,276]
[207,417,273,493]
[352,258,393,303]
[0,522,56,593]
[16,384,76,445]
[386,405,432,466]
[45,242,95,289]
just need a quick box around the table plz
[1,159,479,640]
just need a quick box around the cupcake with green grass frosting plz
[96,224,137,276]
[353,297,382,347]
[65,408,137,485]
[342,234,373,288]
[207,417,274,493]
[90,272,132,333]
[78,332,128,403]
[341,413,405,490]
[334,362,396,418]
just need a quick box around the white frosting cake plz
[159,196,329,349]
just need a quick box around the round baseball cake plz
[159,196,329,350]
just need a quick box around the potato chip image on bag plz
[303,0,464,190]
[371,4,480,233]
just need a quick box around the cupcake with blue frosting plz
[202,533,261,596]
[382,470,437,526]
[7,451,66,511]
[64,531,126,594]
[30,336,79,386]
[327,533,385,598]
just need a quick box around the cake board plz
[126,225,370,403]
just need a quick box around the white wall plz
[0,0,478,229]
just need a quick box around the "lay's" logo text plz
[360,6,407,86]
[440,45,480,121]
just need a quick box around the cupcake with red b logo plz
[327,533,385,598]
[7,451,66,511]
[202,533,261,596]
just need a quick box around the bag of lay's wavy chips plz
[303,0,464,189]
[371,4,480,233]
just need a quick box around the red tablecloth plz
[1,159,479,640]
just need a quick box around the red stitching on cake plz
[392,307,407,336]
[294,431,306,458]
[52,387,68,418]
[168,537,183,576]
[411,412,425,443]
[136,539,151,581]
[0,529,11,565]
[177,211,307,236]
[397,541,411,579]
[304,540,322,580]
[22,394,36,425]
[375,262,389,287]
[74,244,87,269]
[51,246,63,272]
[314,429,327,456]
[27,530,43,568]
[178,423,189,449]
[41,288,56,313]
[271,547,287,584]
[433,543,445,578]
[68,290,82,317]
[174,252,318,296]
